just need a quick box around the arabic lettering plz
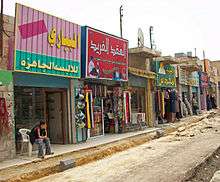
[20,59,78,73]
[90,38,109,55]
[48,28,56,47]
[110,45,124,57]
[159,77,176,86]
[48,27,78,50]
[90,39,126,57]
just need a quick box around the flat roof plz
[129,47,161,58]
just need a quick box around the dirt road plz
[34,114,220,182]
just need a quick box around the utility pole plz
[119,5,123,38]
[203,50,206,60]
[194,48,197,57]
[149,26,153,49]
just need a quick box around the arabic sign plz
[14,4,81,78]
[179,68,199,86]
[84,27,128,81]
[199,72,209,88]
[156,63,176,87]
[157,74,176,87]
[187,71,199,86]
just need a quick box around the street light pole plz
[120,5,123,38]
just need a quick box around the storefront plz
[128,72,147,128]
[13,4,81,146]
[199,72,208,110]
[81,26,130,138]
[178,65,201,115]
[155,61,177,123]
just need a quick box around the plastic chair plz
[18,128,32,157]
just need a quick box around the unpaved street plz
[34,114,220,182]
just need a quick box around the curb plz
[182,146,220,182]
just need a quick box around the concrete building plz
[0,14,15,161]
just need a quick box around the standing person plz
[206,94,212,111]
[210,94,217,109]
[192,94,198,115]
[30,121,54,158]
[175,93,181,121]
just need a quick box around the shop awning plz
[128,67,156,79]
[129,47,161,58]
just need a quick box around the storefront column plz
[189,86,193,104]
[70,79,77,144]
[216,82,219,108]
[146,79,153,127]
[197,86,201,112]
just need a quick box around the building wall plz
[128,54,148,71]
[210,61,220,107]
[0,15,15,161]
[0,15,14,70]
[0,70,15,161]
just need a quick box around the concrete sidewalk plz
[0,110,216,182]
[0,128,158,171]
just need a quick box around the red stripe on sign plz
[18,20,47,39]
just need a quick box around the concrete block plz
[156,129,164,138]
[210,170,220,182]
[60,159,75,171]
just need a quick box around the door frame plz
[45,90,66,144]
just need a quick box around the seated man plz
[30,121,54,158]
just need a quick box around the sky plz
[4,0,220,60]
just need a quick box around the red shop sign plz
[86,28,128,81]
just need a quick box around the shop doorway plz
[14,87,67,150]
[46,92,64,144]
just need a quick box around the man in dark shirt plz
[34,121,53,158]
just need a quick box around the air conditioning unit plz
[131,113,146,124]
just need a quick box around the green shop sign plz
[157,73,176,87]
[156,63,176,87]
[0,70,13,86]
[15,50,80,78]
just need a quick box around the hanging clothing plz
[161,91,165,117]
[85,92,94,129]
[169,90,176,113]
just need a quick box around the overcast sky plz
[4,0,220,60]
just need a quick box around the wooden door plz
[47,92,63,144]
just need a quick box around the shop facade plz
[81,26,130,138]
[128,47,160,127]
[13,4,81,147]
[128,68,155,129]
[178,66,200,115]
[199,72,208,110]
[155,61,177,123]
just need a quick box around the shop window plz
[131,88,145,113]
[14,87,45,130]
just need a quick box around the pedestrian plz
[206,94,212,111]
[175,93,181,121]
[30,121,54,159]
[210,94,217,109]
[192,94,198,115]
